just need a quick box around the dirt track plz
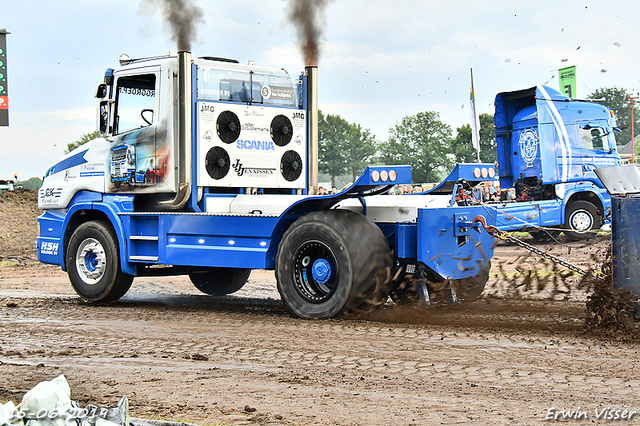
[1,191,639,425]
[1,248,639,425]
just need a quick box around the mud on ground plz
[0,191,638,425]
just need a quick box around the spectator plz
[492,187,502,202]
[483,181,496,202]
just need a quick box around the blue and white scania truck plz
[36,51,497,318]
[488,85,621,241]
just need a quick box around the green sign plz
[559,65,576,99]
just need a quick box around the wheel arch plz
[62,196,134,275]
[265,197,345,270]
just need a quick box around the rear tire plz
[564,201,601,241]
[188,268,251,295]
[66,221,133,302]
[276,210,392,319]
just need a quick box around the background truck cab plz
[493,85,621,240]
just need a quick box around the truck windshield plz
[197,66,302,107]
[112,148,127,161]
[114,74,156,134]
[580,125,611,151]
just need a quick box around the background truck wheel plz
[188,268,251,295]
[66,221,133,302]
[276,210,392,319]
[564,201,601,241]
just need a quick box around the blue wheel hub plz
[312,259,332,284]
[85,251,98,272]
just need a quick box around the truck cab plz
[493,85,621,240]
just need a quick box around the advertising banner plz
[559,65,576,99]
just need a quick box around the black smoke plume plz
[287,0,330,65]
[144,0,204,51]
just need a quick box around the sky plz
[2,0,640,180]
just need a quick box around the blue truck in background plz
[485,85,621,241]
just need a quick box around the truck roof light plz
[119,53,133,66]
[488,168,495,178]
[473,167,481,178]
[371,170,380,182]
[380,170,388,182]
[481,168,488,178]
[389,170,397,182]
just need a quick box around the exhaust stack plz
[161,50,192,209]
[306,65,319,195]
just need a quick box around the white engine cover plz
[197,102,307,189]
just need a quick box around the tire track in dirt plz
[2,297,639,400]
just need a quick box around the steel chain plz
[492,229,592,276]
[466,191,601,276]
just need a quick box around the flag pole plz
[470,68,481,163]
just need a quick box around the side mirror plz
[98,101,109,135]
[95,83,107,99]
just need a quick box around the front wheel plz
[276,210,392,319]
[188,268,251,295]
[66,221,133,302]
[564,201,601,241]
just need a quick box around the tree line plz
[319,109,496,186]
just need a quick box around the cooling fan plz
[205,146,231,180]
[217,110,241,143]
[280,150,303,182]
[271,115,293,147]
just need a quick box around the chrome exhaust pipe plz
[161,50,192,209]
[306,65,319,195]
